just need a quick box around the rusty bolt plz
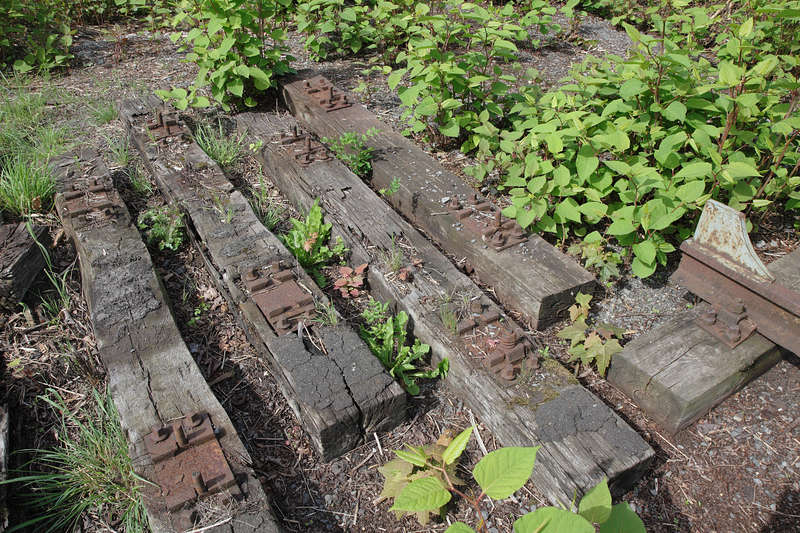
[156,426,170,443]
[192,471,208,495]
[244,268,258,281]
[724,325,741,344]
[448,197,461,210]
[699,309,717,326]
[190,413,204,427]
[175,425,188,447]
[304,135,312,153]
[500,364,516,381]
[490,231,506,247]
[469,193,479,205]
[500,329,518,350]
[731,298,745,315]
[493,211,502,228]
[470,300,482,314]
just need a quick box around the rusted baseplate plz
[57,173,125,229]
[300,76,351,112]
[278,125,331,167]
[144,412,239,513]
[147,107,188,141]
[672,199,800,354]
[445,194,528,253]
[242,261,315,335]
[452,299,537,381]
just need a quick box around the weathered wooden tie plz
[121,96,405,462]
[52,151,282,533]
[239,112,654,506]
[0,222,48,311]
[608,218,800,433]
[280,74,597,330]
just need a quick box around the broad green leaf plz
[663,101,687,122]
[390,477,451,512]
[442,427,472,465]
[387,69,407,90]
[545,133,563,155]
[445,523,476,533]
[738,17,754,38]
[416,96,438,116]
[724,161,760,179]
[439,119,460,138]
[395,447,427,467]
[606,218,637,236]
[473,446,539,500]
[578,478,612,524]
[675,161,712,180]
[578,202,607,221]
[719,61,744,87]
[514,508,594,533]
[632,256,657,278]
[619,79,646,98]
[517,208,536,229]
[676,180,705,203]
[556,198,582,223]
[576,144,599,181]
[598,503,647,533]
[632,240,656,265]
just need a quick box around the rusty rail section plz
[673,200,800,355]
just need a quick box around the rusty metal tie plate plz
[243,262,315,335]
[446,195,527,252]
[672,199,800,354]
[147,108,187,141]
[278,126,331,167]
[302,75,352,112]
[144,412,239,512]
[58,177,122,227]
[456,302,536,381]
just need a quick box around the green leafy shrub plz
[161,0,295,109]
[281,199,346,284]
[137,205,185,250]
[0,157,55,216]
[472,14,800,277]
[567,231,622,283]
[359,297,449,395]
[323,128,378,178]
[379,427,646,533]
[295,0,414,61]
[1,389,147,533]
[0,1,73,73]
[387,1,555,150]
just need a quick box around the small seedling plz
[137,205,185,251]
[187,301,210,327]
[89,101,117,124]
[567,232,622,283]
[282,200,347,285]
[359,297,448,395]
[333,263,368,298]
[322,127,379,178]
[250,175,284,230]
[312,299,339,326]
[439,302,458,335]
[210,193,235,224]
[379,177,401,197]
[557,292,623,377]
[127,165,152,196]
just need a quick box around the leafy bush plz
[379,427,646,533]
[359,297,449,395]
[471,13,800,277]
[281,199,346,284]
[0,1,73,73]
[557,292,623,377]
[387,1,555,149]
[137,205,185,250]
[162,0,294,109]
[295,0,414,61]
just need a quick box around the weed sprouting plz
[89,101,117,124]
[127,165,153,196]
[322,128,379,178]
[104,134,131,168]
[312,299,339,327]
[137,205,185,251]
[0,389,148,533]
[0,158,55,216]
[194,120,245,167]
[250,175,285,230]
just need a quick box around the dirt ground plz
[1,15,798,533]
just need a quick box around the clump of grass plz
[193,120,245,167]
[89,101,117,124]
[1,389,147,533]
[313,299,339,326]
[382,235,404,273]
[250,175,284,230]
[0,157,55,216]
[127,164,153,196]
[105,133,131,168]
[28,221,71,321]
